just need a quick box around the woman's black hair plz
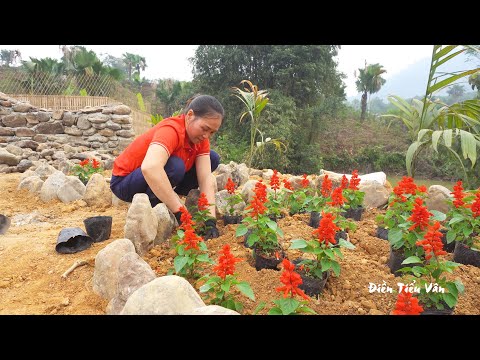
[183,94,224,119]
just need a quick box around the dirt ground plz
[1,172,479,315]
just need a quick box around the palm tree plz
[122,53,146,82]
[355,62,387,121]
[383,45,480,184]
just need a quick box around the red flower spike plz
[283,179,293,190]
[301,174,309,188]
[270,170,280,191]
[340,175,349,190]
[313,212,340,245]
[197,192,210,211]
[392,289,424,315]
[348,170,361,190]
[328,187,345,207]
[471,191,480,218]
[276,259,309,300]
[415,221,447,260]
[321,175,332,198]
[451,181,465,208]
[225,177,236,194]
[213,244,243,279]
[407,197,433,232]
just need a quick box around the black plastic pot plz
[388,247,423,277]
[308,211,321,228]
[56,227,93,254]
[253,246,284,271]
[453,241,480,267]
[298,270,330,297]
[421,301,454,315]
[439,229,455,253]
[0,214,11,235]
[341,206,365,221]
[84,216,112,243]
[376,227,389,241]
[223,214,243,225]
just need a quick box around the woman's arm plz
[141,144,183,212]
[195,155,216,219]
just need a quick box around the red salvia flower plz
[213,244,243,279]
[407,197,432,231]
[392,289,424,315]
[225,177,236,194]
[451,181,465,208]
[276,259,309,300]
[471,191,480,218]
[301,174,309,188]
[254,180,267,203]
[313,212,340,246]
[340,175,349,190]
[92,158,100,169]
[197,192,210,211]
[398,176,418,195]
[245,182,268,218]
[328,187,345,207]
[179,226,203,251]
[348,170,361,190]
[282,179,293,190]
[179,206,195,230]
[270,169,280,191]
[417,185,427,193]
[79,159,89,166]
[321,175,332,197]
[415,221,447,260]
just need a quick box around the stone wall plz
[0,92,135,173]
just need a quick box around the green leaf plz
[331,261,340,277]
[444,282,458,298]
[290,239,308,249]
[268,307,283,315]
[443,293,457,309]
[402,256,422,264]
[173,256,188,274]
[266,220,277,231]
[406,141,427,177]
[388,227,403,244]
[455,279,465,293]
[221,280,232,293]
[199,283,212,293]
[428,68,480,94]
[247,233,259,247]
[253,301,267,315]
[324,248,335,259]
[430,210,446,221]
[196,253,212,263]
[338,238,355,249]
[235,224,248,236]
[236,282,255,301]
[276,298,299,315]
[320,258,332,272]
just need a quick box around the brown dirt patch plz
[1,173,479,315]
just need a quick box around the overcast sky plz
[1,45,434,97]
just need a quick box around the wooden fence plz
[7,94,152,136]
[8,95,113,111]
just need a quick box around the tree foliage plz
[191,45,346,173]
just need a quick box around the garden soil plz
[1,172,480,315]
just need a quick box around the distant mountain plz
[347,52,476,102]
